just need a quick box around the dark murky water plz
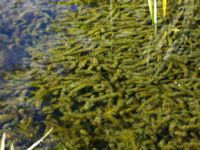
[0,0,68,101]
[0,0,68,148]
[0,0,66,72]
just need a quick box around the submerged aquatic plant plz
[1,0,200,149]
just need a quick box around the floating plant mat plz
[1,0,200,149]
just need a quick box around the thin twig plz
[26,128,53,150]
[0,133,6,150]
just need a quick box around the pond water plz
[0,0,200,149]
[0,0,65,71]
[0,0,69,98]
[0,0,69,148]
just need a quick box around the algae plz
[1,0,200,149]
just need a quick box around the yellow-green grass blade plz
[153,0,157,25]
[10,143,14,150]
[162,0,167,17]
[0,133,6,150]
[153,0,157,34]
[148,0,154,23]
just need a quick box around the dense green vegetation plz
[1,0,200,149]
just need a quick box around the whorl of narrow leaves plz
[1,0,200,149]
